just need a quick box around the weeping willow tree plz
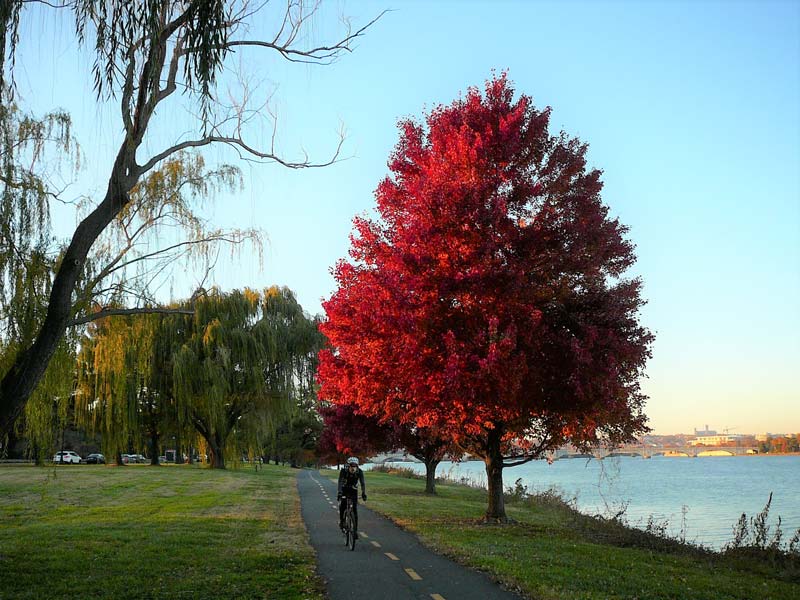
[174,286,322,469]
[75,310,174,465]
[10,253,79,463]
[0,104,81,457]
[0,0,383,438]
[3,128,259,457]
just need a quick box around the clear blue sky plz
[13,1,799,434]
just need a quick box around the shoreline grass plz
[0,464,324,600]
[321,468,799,600]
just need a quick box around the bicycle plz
[342,496,357,550]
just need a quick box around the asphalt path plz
[298,469,523,600]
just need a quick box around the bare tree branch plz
[184,10,389,65]
[104,232,257,281]
[68,307,194,327]
[138,132,344,174]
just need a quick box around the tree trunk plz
[424,458,439,494]
[0,153,138,437]
[32,442,42,466]
[484,427,507,522]
[0,15,177,439]
[149,431,159,465]
[210,445,224,468]
[174,431,182,463]
[206,434,225,469]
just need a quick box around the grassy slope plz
[0,464,323,600]
[321,469,798,600]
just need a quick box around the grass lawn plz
[0,464,323,600]
[321,468,799,600]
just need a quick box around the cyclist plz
[337,456,367,538]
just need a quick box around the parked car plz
[52,451,82,464]
[85,453,105,464]
[121,453,146,464]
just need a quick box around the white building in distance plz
[689,434,744,446]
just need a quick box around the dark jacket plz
[338,466,366,497]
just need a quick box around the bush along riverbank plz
[329,467,799,600]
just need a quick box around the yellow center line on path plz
[384,552,399,561]
[404,568,422,581]
[430,595,446,600]
[359,532,368,538]
[370,541,381,548]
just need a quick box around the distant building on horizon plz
[690,433,744,446]
[694,424,717,436]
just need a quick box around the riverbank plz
[323,468,799,600]
[367,455,800,549]
[0,464,324,599]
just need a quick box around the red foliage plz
[318,74,653,516]
[316,403,398,464]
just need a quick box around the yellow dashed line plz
[405,568,422,581]
[384,552,399,561]
[359,531,368,538]
[370,541,381,548]
[430,595,446,600]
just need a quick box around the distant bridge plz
[553,445,758,460]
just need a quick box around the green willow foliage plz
[3,1,228,113]
[1,0,375,442]
[75,287,323,467]
[87,151,257,313]
[0,104,80,456]
[3,127,255,457]
[0,105,77,340]
[174,287,323,468]
[76,312,160,460]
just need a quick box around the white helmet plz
[346,456,359,466]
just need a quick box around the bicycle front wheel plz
[346,512,356,550]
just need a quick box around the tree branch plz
[138,132,343,174]
[68,307,194,327]
[100,232,251,282]
[156,35,184,103]
[183,10,388,65]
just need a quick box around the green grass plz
[0,464,323,600]
[322,469,799,600]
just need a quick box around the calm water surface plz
[371,455,800,549]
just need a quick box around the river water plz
[370,455,800,549]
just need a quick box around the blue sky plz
[12,0,799,434]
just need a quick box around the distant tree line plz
[4,287,327,470]
[757,435,800,454]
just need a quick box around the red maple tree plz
[318,73,653,521]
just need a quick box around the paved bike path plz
[298,469,523,600]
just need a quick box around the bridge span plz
[553,445,758,460]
